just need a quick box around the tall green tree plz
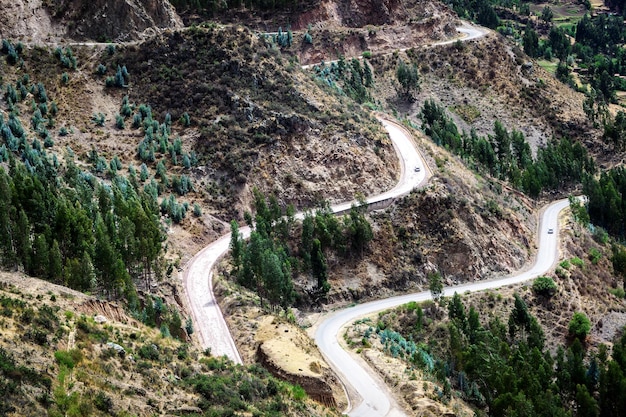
[311,238,329,295]
[569,312,591,341]
[396,59,420,100]
[428,271,444,303]
[230,220,243,273]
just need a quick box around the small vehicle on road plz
[548,228,554,234]
[414,166,421,172]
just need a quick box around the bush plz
[290,384,307,401]
[96,64,106,75]
[54,349,83,370]
[571,257,584,268]
[115,114,125,129]
[193,203,202,217]
[137,344,160,361]
[93,391,113,412]
[92,113,105,127]
[180,112,191,127]
[568,312,591,340]
[589,248,602,264]
[532,276,557,297]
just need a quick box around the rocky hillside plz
[0,272,340,417]
[0,0,182,42]
[117,25,398,218]
[367,32,597,153]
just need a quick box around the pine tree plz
[311,238,329,295]
[49,239,63,283]
[0,169,15,267]
[15,209,32,272]
[31,234,49,277]
[230,220,243,273]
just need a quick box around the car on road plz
[548,228,554,234]
[414,166,421,172]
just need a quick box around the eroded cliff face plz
[0,0,63,42]
[0,0,182,42]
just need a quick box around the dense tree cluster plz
[1,39,22,65]
[444,0,499,28]
[0,152,164,302]
[395,59,420,100]
[583,167,626,238]
[420,100,595,197]
[372,294,626,417]
[230,190,373,307]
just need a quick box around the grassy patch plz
[449,104,481,123]
[537,59,558,75]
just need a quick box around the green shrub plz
[589,247,602,264]
[559,260,571,270]
[290,384,307,401]
[93,391,113,412]
[180,112,191,127]
[532,276,557,297]
[115,114,125,129]
[54,349,83,370]
[609,287,626,298]
[137,343,160,361]
[193,203,202,217]
[571,257,584,268]
[92,113,105,127]
[568,312,591,340]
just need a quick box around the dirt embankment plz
[293,0,459,65]
[215,276,348,410]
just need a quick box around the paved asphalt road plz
[314,198,571,416]
[181,117,426,363]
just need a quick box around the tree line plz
[371,293,625,417]
[0,147,164,303]
[230,190,373,309]
[420,99,595,197]
[584,167,626,239]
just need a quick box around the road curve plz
[314,197,573,417]
[182,118,429,363]
[182,15,489,391]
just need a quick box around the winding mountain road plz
[314,198,571,417]
[181,117,428,362]
[182,23,487,361]
[182,21,568,417]
[184,114,575,416]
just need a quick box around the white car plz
[414,167,421,172]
